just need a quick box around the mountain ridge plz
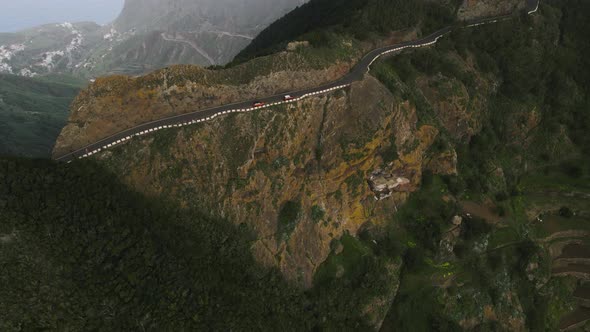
[0,0,306,79]
[52,0,536,161]
[3,0,590,330]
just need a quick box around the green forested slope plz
[0,74,85,157]
[234,0,460,63]
[374,0,589,193]
[374,0,590,329]
[0,158,400,330]
[0,158,304,330]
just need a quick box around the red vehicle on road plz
[253,101,265,107]
[283,95,294,101]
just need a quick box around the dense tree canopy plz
[0,158,399,330]
[234,0,460,63]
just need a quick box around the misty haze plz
[0,0,124,32]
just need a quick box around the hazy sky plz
[0,0,124,32]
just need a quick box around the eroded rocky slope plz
[52,58,354,158]
[52,29,420,158]
[93,75,461,287]
[51,13,492,295]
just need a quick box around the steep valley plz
[0,74,86,157]
[0,0,307,157]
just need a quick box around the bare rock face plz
[368,169,411,200]
[458,0,525,20]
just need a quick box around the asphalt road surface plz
[55,0,539,163]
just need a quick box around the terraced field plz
[524,161,590,330]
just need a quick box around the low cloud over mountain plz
[0,0,306,78]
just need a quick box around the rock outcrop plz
[368,169,411,200]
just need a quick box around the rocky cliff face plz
[53,33,491,289]
[90,75,458,287]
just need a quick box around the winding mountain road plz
[55,0,539,163]
[160,33,216,66]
